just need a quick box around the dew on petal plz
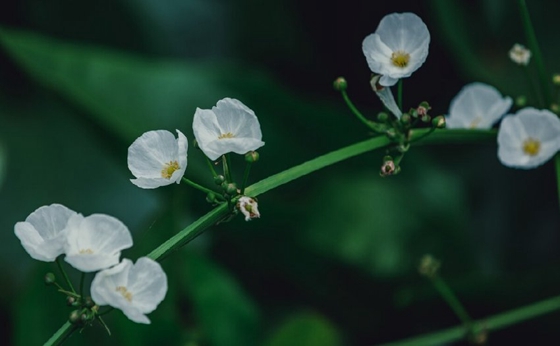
[161,161,180,179]
[522,138,541,156]
[391,51,410,68]
[218,132,235,139]
[116,286,133,302]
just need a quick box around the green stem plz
[240,162,252,195]
[341,90,379,132]
[518,0,551,107]
[43,322,78,346]
[43,129,496,346]
[378,293,560,346]
[222,154,233,183]
[55,258,76,294]
[397,79,403,111]
[205,157,219,178]
[432,276,473,328]
[181,177,223,200]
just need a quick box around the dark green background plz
[1,0,559,345]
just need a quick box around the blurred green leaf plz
[264,312,341,346]
[181,252,260,346]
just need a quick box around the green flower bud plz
[418,254,440,278]
[551,103,560,114]
[224,182,238,195]
[214,175,225,185]
[515,95,527,107]
[432,115,446,129]
[377,112,389,122]
[333,77,347,91]
[69,310,81,324]
[553,74,560,86]
[400,113,412,125]
[84,296,95,308]
[206,192,217,204]
[44,272,56,285]
[66,296,77,306]
[245,151,259,163]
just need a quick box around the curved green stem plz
[397,79,403,111]
[240,162,252,195]
[181,177,223,200]
[205,157,219,178]
[432,276,473,328]
[341,90,379,132]
[55,258,76,294]
[44,129,497,346]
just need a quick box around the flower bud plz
[553,74,560,86]
[44,272,56,285]
[333,77,347,91]
[551,103,560,114]
[416,105,429,117]
[206,192,217,204]
[236,196,260,221]
[69,310,81,324]
[83,296,95,308]
[432,115,446,129]
[418,254,440,278]
[214,175,225,185]
[223,182,238,196]
[515,95,527,107]
[377,112,389,122]
[379,160,399,177]
[400,113,412,125]
[66,296,77,306]
[245,151,260,163]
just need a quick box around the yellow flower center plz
[469,117,482,129]
[116,286,133,302]
[79,249,94,254]
[161,160,180,179]
[522,138,541,156]
[218,132,235,139]
[391,51,410,68]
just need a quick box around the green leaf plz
[264,312,341,346]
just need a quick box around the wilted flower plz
[497,108,560,169]
[128,130,188,189]
[237,196,260,221]
[64,214,133,272]
[446,83,512,129]
[91,257,167,324]
[14,204,77,262]
[362,12,430,87]
[509,43,531,66]
[193,98,265,161]
[370,74,402,119]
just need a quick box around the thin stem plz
[432,276,473,328]
[518,0,551,107]
[44,322,78,346]
[56,258,76,294]
[205,157,219,178]
[240,162,252,195]
[378,293,560,346]
[341,90,379,132]
[397,79,403,111]
[97,316,111,336]
[181,177,223,200]
[222,154,233,183]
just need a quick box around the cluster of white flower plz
[14,203,167,324]
[445,82,560,169]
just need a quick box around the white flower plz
[128,130,188,189]
[64,214,133,272]
[193,98,265,161]
[362,12,430,87]
[497,108,560,169]
[91,257,167,324]
[446,83,512,129]
[509,43,531,66]
[236,196,260,221]
[369,74,402,119]
[14,204,77,262]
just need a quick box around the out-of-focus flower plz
[193,98,265,161]
[128,130,188,189]
[509,43,531,66]
[236,196,260,221]
[446,83,512,129]
[14,204,77,262]
[362,12,430,87]
[497,108,560,169]
[64,214,133,272]
[91,257,167,324]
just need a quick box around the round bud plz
[400,114,412,125]
[379,160,397,177]
[551,103,560,114]
[432,116,446,129]
[69,310,81,324]
[66,296,76,306]
[214,175,225,185]
[44,272,56,285]
[245,151,259,163]
[421,114,431,123]
[418,254,441,278]
[84,296,95,308]
[377,112,389,122]
[553,74,560,86]
[333,77,347,91]
[515,95,527,107]
[206,192,217,204]
[225,183,238,196]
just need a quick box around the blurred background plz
[1,0,560,345]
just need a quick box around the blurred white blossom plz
[509,43,531,66]
[498,108,560,169]
[446,83,512,129]
[128,130,188,189]
[193,98,264,161]
[362,12,430,87]
[64,214,133,272]
[91,257,167,324]
[14,204,76,262]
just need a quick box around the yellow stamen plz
[522,138,541,156]
[116,286,133,302]
[391,51,410,68]
[161,160,180,179]
[218,132,235,139]
[79,249,94,254]
[469,117,482,129]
